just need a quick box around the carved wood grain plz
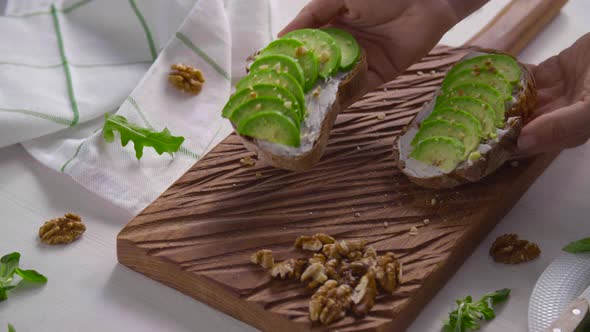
[118,1,567,331]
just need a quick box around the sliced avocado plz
[447,54,521,84]
[237,110,301,147]
[442,69,512,100]
[236,69,306,118]
[230,97,299,129]
[282,29,341,78]
[321,28,361,71]
[427,107,482,137]
[410,136,465,172]
[222,84,302,120]
[249,55,305,88]
[435,96,496,136]
[260,38,319,92]
[412,119,478,157]
[438,82,505,127]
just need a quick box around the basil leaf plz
[563,238,590,254]
[0,253,20,279]
[8,323,15,332]
[14,268,47,283]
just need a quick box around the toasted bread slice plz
[393,50,537,189]
[236,53,368,171]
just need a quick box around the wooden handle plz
[467,0,568,54]
[546,298,590,332]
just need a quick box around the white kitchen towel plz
[0,0,308,214]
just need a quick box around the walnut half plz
[309,280,353,325]
[168,63,205,95]
[490,234,541,264]
[39,213,86,245]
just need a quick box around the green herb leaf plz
[15,268,47,283]
[443,289,510,332]
[0,253,20,280]
[563,237,590,254]
[102,114,185,160]
[8,323,15,332]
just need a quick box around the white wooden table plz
[1,1,589,331]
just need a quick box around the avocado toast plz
[222,28,367,171]
[394,51,537,188]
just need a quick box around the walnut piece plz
[250,249,274,269]
[335,239,367,259]
[301,262,328,288]
[240,155,256,167]
[270,259,306,280]
[249,234,404,325]
[295,233,335,252]
[309,280,353,325]
[168,63,205,95]
[490,234,541,264]
[352,271,378,317]
[373,252,401,294]
[39,213,86,245]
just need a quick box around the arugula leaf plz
[7,324,15,332]
[443,289,511,332]
[563,237,590,254]
[102,114,185,160]
[15,268,47,283]
[0,253,20,280]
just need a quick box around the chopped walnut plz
[310,280,353,325]
[336,240,367,258]
[240,155,256,167]
[270,258,306,280]
[409,226,419,236]
[322,244,341,260]
[312,86,322,97]
[249,234,403,325]
[39,213,86,245]
[319,51,331,64]
[301,263,328,288]
[325,259,340,280]
[250,249,274,269]
[168,64,205,95]
[376,113,386,120]
[295,46,308,58]
[295,233,335,252]
[309,253,327,265]
[373,253,401,294]
[490,234,541,264]
[352,271,378,317]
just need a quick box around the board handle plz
[466,0,568,54]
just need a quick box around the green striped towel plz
[1,0,308,214]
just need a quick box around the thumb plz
[518,100,590,154]
[279,0,345,36]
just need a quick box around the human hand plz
[518,33,590,154]
[279,0,464,96]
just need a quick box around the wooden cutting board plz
[117,1,567,331]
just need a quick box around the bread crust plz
[237,54,368,172]
[393,50,537,189]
